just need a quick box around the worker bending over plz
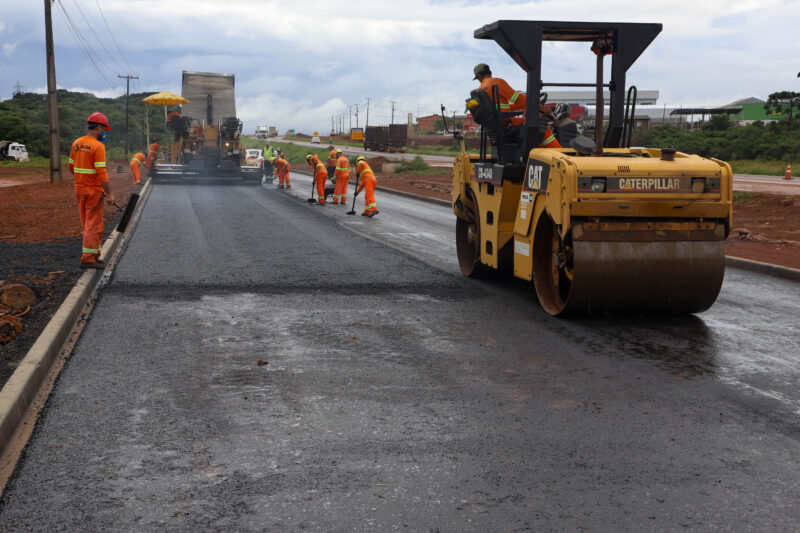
[130,152,146,185]
[355,156,378,217]
[68,112,115,269]
[333,149,350,205]
[306,154,328,205]
[326,146,337,190]
[274,154,291,188]
[472,62,561,148]
[146,141,161,172]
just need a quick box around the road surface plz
[1,177,798,531]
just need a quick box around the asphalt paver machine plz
[152,71,262,183]
[452,21,732,315]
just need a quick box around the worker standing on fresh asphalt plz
[274,153,291,189]
[473,62,561,148]
[68,112,116,269]
[333,149,350,206]
[130,152,146,185]
[306,154,328,205]
[355,156,378,217]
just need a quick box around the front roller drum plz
[532,220,725,316]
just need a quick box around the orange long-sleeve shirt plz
[478,76,526,113]
[335,155,350,180]
[68,135,108,190]
[355,161,375,191]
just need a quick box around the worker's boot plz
[368,210,380,218]
[79,261,104,270]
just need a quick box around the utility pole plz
[365,97,371,127]
[331,115,334,134]
[44,0,61,183]
[12,81,24,96]
[348,106,352,132]
[354,104,359,128]
[390,100,397,124]
[118,74,139,161]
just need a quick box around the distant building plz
[546,90,659,107]
[722,98,796,123]
[417,114,439,132]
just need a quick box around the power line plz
[56,0,115,89]
[70,0,127,76]
[94,0,140,90]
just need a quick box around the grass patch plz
[733,192,751,204]
[0,156,53,168]
[392,156,447,175]
[730,160,788,176]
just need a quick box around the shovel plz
[306,167,317,203]
[345,174,360,215]
[116,193,140,233]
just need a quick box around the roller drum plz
[565,240,725,315]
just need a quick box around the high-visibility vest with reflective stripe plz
[68,135,108,189]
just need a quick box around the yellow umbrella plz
[142,92,187,106]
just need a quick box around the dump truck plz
[363,125,407,152]
[452,20,732,316]
[152,71,262,183]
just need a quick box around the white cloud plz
[5,1,800,133]
[3,40,19,57]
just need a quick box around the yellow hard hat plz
[306,154,312,161]
[356,156,366,163]
[268,157,276,163]
[335,149,343,155]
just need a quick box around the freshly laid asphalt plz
[1,178,799,531]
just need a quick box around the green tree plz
[702,114,732,131]
[763,91,800,129]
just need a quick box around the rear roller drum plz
[532,217,574,316]
[456,217,488,278]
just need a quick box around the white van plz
[0,142,29,162]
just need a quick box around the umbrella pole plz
[145,107,150,147]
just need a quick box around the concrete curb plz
[0,179,153,457]
[726,256,800,282]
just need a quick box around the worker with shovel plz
[355,156,378,217]
[333,149,350,206]
[274,153,291,189]
[306,154,328,205]
[68,112,116,269]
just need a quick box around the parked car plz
[245,149,264,167]
[0,141,29,162]
[311,136,320,144]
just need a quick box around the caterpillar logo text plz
[524,161,549,192]
[618,177,681,190]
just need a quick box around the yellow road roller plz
[452,21,732,315]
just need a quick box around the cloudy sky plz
[1,0,798,134]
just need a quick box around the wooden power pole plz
[118,74,139,160]
[44,0,61,183]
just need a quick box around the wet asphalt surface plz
[1,178,799,531]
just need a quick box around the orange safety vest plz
[540,126,562,148]
[335,155,350,179]
[68,135,108,190]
